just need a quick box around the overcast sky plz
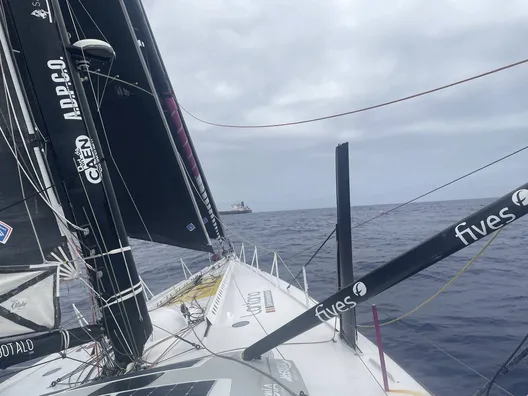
[143,0,528,212]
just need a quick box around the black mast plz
[50,0,152,365]
[335,143,357,349]
[3,0,152,366]
[242,177,528,361]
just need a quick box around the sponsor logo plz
[315,295,357,322]
[10,299,28,311]
[186,223,196,231]
[352,281,367,296]
[0,339,34,358]
[0,221,13,244]
[75,135,102,184]
[31,9,48,19]
[263,290,275,313]
[276,360,294,382]
[512,189,528,206]
[454,207,516,246]
[47,59,82,121]
[262,384,281,396]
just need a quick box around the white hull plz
[0,254,432,395]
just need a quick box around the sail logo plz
[315,295,357,322]
[47,59,82,121]
[31,9,48,19]
[9,299,28,312]
[454,207,516,246]
[0,221,13,244]
[512,189,528,206]
[0,339,34,358]
[75,135,102,184]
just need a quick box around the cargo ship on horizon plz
[219,201,253,215]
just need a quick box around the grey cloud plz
[144,0,528,211]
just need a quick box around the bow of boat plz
[0,255,431,395]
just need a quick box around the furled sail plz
[125,0,226,243]
[58,0,215,253]
[4,0,152,365]
[243,182,528,360]
[0,18,66,339]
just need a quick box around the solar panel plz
[114,380,216,396]
[88,373,163,395]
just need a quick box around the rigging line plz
[84,70,222,245]
[287,227,336,289]
[0,55,47,193]
[75,0,109,43]
[351,142,528,230]
[83,67,154,243]
[388,314,515,396]
[87,70,153,96]
[482,331,528,396]
[0,124,87,233]
[212,210,329,294]
[357,228,502,328]
[179,58,528,129]
[213,215,304,290]
[65,0,86,42]
[79,201,139,363]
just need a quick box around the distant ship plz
[219,201,252,215]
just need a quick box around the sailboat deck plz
[0,256,432,395]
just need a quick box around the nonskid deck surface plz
[0,257,432,395]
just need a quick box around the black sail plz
[59,0,214,253]
[0,16,65,338]
[125,0,225,242]
[4,0,152,364]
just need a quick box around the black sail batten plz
[242,181,528,360]
[3,0,152,365]
[58,0,213,253]
[124,0,225,243]
[0,324,103,370]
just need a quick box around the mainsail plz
[3,0,152,365]
[58,0,217,253]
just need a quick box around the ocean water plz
[4,198,528,395]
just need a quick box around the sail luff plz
[243,181,528,361]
